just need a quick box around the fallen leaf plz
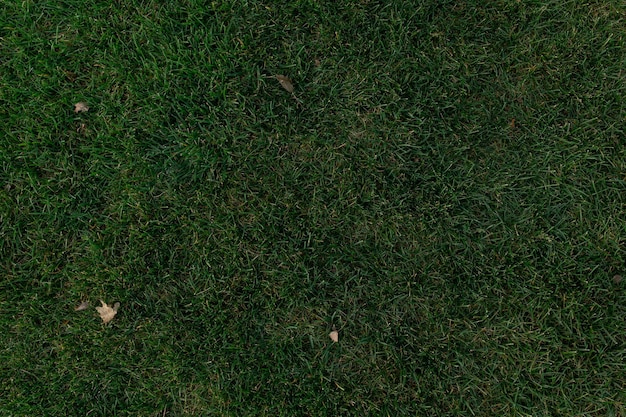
[276,75,294,93]
[74,301,90,311]
[329,330,339,343]
[614,274,623,284]
[96,300,120,324]
[314,58,321,67]
[74,102,89,113]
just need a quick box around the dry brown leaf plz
[614,274,623,284]
[329,330,339,343]
[276,75,294,93]
[74,102,89,113]
[74,301,90,311]
[96,300,120,324]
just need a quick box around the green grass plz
[1,0,625,415]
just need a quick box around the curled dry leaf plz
[276,75,294,93]
[329,330,339,343]
[74,102,89,113]
[75,301,90,311]
[96,300,120,324]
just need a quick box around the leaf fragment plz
[74,102,89,113]
[329,330,339,343]
[276,75,294,93]
[96,300,119,324]
[74,301,90,311]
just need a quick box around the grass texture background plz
[1,0,625,415]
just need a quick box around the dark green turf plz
[1,0,625,415]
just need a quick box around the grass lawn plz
[1,0,625,415]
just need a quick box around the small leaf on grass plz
[74,102,89,113]
[276,75,294,93]
[329,330,339,343]
[614,274,623,284]
[75,301,90,311]
[96,300,120,324]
